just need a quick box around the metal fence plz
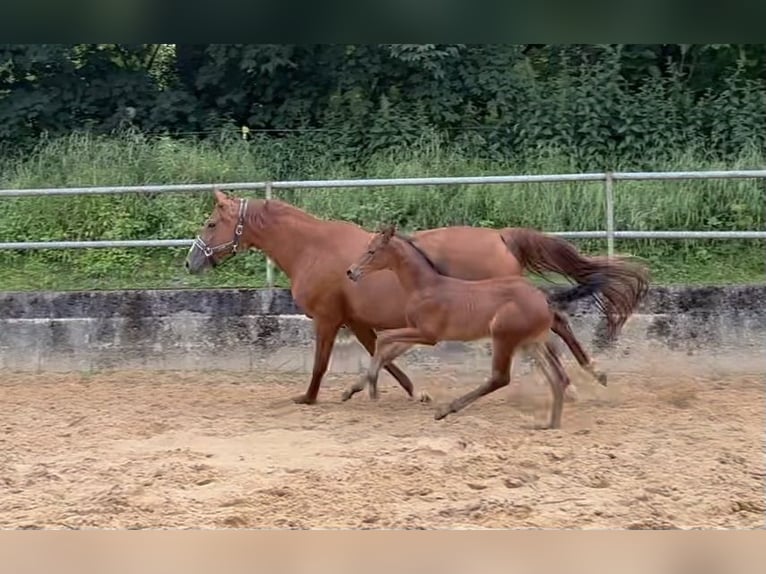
[1,169,765,287]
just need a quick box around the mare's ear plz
[381,224,397,242]
[213,188,229,206]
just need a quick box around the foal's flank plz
[345,225,606,429]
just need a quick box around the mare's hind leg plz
[434,336,513,421]
[342,321,415,401]
[293,319,342,405]
[552,311,607,386]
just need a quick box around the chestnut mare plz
[185,190,649,405]
[344,225,605,429]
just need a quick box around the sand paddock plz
[0,367,763,529]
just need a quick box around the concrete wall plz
[1,286,765,377]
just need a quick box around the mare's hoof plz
[524,423,557,431]
[597,372,608,386]
[292,394,317,405]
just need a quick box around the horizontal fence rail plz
[1,230,764,252]
[611,170,766,181]
[0,182,268,198]
[0,239,195,250]
[2,169,766,198]
[1,169,764,286]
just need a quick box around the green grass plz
[0,132,763,291]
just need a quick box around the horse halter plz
[192,198,249,261]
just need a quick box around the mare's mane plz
[243,197,319,228]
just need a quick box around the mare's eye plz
[207,222,216,229]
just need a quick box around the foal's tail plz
[547,275,605,308]
[500,228,650,340]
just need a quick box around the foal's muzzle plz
[346,267,361,282]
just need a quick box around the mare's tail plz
[500,228,650,340]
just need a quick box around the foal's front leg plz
[341,339,413,401]
[341,321,416,401]
[366,341,415,400]
[344,327,436,401]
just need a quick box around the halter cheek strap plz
[192,198,248,259]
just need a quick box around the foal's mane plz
[392,231,447,276]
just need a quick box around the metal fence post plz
[604,171,615,258]
[264,182,275,287]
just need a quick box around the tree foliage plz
[0,44,764,168]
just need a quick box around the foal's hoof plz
[418,391,432,404]
[340,388,358,402]
[292,393,317,405]
[434,405,453,421]
[564,385,579,403]
[596,372,608,386]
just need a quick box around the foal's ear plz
[380,224,397,241]
[213,188,229,206]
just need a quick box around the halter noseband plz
[192,198,248,261]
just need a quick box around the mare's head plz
[185,189,251,274]
[346,224,398,282]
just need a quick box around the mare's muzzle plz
[186,198,248,272]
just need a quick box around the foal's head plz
[185,189,251,274]
[346,224,398,282]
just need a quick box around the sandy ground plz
[0,366,763,530]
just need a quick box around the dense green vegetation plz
[0,44,764,290]
[0,132,762,290]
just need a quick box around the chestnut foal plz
[345,225,606,429]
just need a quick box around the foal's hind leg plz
[552,311,607,386]
[434,337,514,421]
[530,342,569,430]
[342,321,415,400]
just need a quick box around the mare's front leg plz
[292,318,342,405]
